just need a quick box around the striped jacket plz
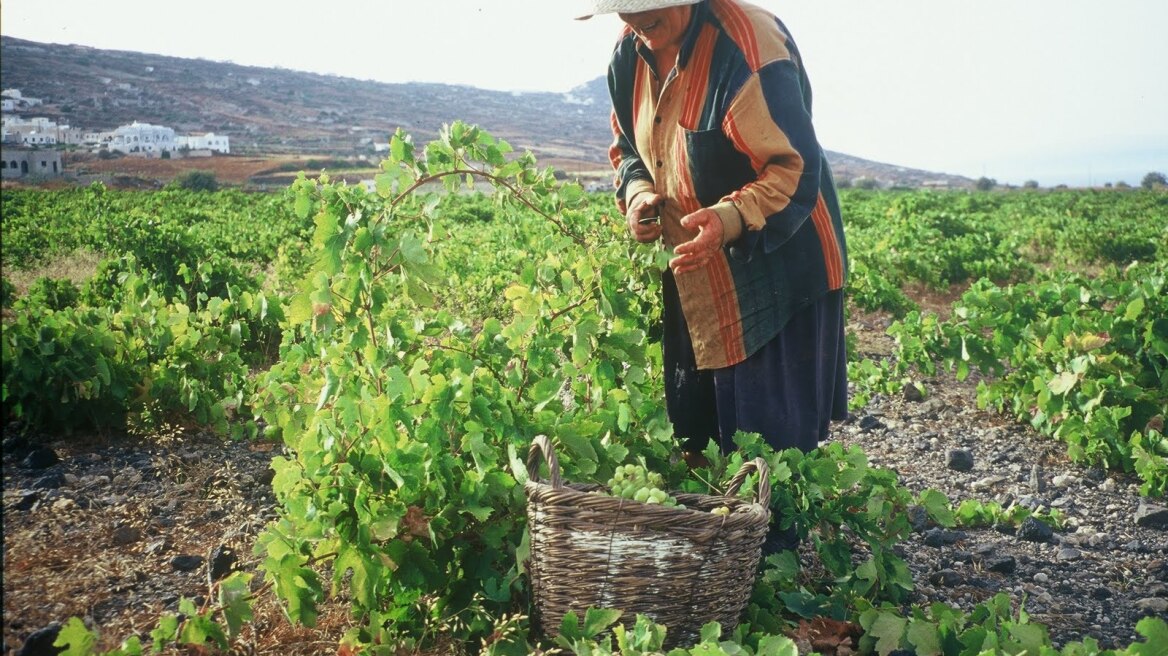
[608,0,847,370]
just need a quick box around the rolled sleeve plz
[721,59,823,253]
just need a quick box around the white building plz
[1,89,43,109]
[2,117,63,145]
[21,131,58,146]
[108,121,176,156]
[1,147,62,179]
[176,132,230,154]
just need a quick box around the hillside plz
[1,36,972,188]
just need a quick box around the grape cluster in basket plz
[606,464,679,507]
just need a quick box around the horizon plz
[2,0,1166,187]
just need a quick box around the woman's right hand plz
[626,191,664,243]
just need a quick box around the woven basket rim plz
[523,435,772,532]
[524,477,770,520]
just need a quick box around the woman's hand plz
[626,191,664,243]
[669,208,723,274]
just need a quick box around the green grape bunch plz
[606,463,679,507]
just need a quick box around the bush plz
[173,169,219,192]
[976,176,997,191]
[1,278,15,308]
[1142,171,1167,190]
[18,277,80,311]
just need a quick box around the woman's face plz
[618,6,692,52]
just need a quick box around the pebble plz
[16,623,62,655]
[1030,464,1045,492]
[973,476,1006,491]
[987,556,1017,574]
[1017,517,1054,543]
[111,525,142,546]
[1052,473,1077,488]
[947,448,975,472]
[51,497,75,511]
[1057,547,1082,561]
[170,554,204,572]
[1135,597,1168,614]
[21,447,61,470]
[1134,501,1168,530]
[924,528,965,548]
[31,473,64,490]
[930,569,963,587]
[1034,572,1050,584]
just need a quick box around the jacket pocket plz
[681,127,754,209]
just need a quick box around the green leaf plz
[755,635,799,656]
[294,190,313,219]
[151,614,180,651]
[1130,616,1168,656]
[919,488,956,527]
[582,607,623,638]
[1048,370,1079,395]
[218,572,254,637]
[53,617,97,655]
[698,621,722,643]
[905,618,942,656]
[867,611,907,656]
[559,610,582,640]
[1006,621,1048,653]
[1126,297,1146,321]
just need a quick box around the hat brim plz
[576,0,701,20]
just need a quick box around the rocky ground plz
[3,329,1167,654]
[834,376,1168,650]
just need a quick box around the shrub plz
[174,169,219,192]
[1142,171,1167,190]
[1,278,15,308]
[18,277,80,311]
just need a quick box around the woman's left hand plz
[669,208,724,275]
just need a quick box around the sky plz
[3,0,1166,187]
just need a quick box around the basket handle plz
[724,457,771,506]
[526,434,563,489]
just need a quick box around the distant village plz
[0,88,229,181]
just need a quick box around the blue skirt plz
[662,268,848,454]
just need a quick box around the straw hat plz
[576,0,702,20]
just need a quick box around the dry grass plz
[3,248,105,296]
[65,154,302,187]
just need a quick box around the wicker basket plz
[524,435,771,648]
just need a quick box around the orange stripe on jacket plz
[675,132,744,364]
[679,25,718,131]
[710,0,792,72]
[809,193,845,289]
[704,255,745,364]
[608,111,624,173]
[710,0,761,71]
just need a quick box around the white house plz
[176,132,230,154]
[21,131,58,146]
[108,121,176,156]
[1,89,43,109]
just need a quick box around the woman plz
[579,0,848,466]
